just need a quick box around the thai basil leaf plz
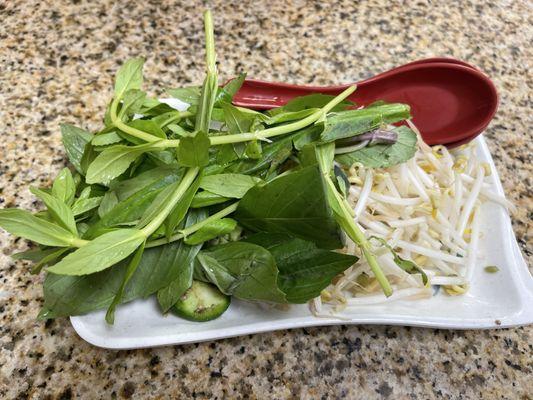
[166,86,201,106]
[12,247,60,262]
[52,168,76,206]
[184,218,237,245]
[164,174,201,240]
[320,103,410,142]
[245,233,357,303]
[235,165,342,249]
[61,124,93,174]
[190,190,231,208]
[215,73,246,105]
[30,187,77,235]
[245,140,262,159]
[71,196,103,216]
[370,236,428,285]
[220,101,257,134]
[86,142,161,185]
[31,247,70,275]
[40,211,205,318]
[105,239,146,324]
[335,126,417,168]
[199,173,261,198]
[114,57,144,100]
[119,89,146,117]
[265,108,318,125]
[97,191,119,218]
[111,166,181,200]
[177,131,210,167]
[47,228,145,275]
[85,170,182,238]
[92,131,123,146]
[0,209,76,247]
[269,94,354,116]
[127,120,167,140]
[194,241,286,303]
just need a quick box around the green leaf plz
[110,166,182,201]
[269,94,354,116]
[31,247,70,274]
[215,73,246,105]
[194,241,286,303]
[245,140,262,159]
[71,196,103,216]
[246,233,357,303]
[12,247,56,262]
[97,191,119,218]
[40,211,204,318]
[235,165,342,249]
[320,103,411,142]
[119,89,146,117]
[52,168,76,206]
[105,239,146,324]
[164,174,201,240]
[135,178,182,230]
[184,218,237,245]
[92,131,123,146]
[223,132,296,177]
[166,86,201,105]
[85,169,182,238]
[86,142,160,185]
[61,124,93,174]
[199,173,261,198]
[114,57,144,99]
[265,108,318,125]
[47,228,145,275]
[30,187,77,235]
[177,130,210,167]
[370,236,428,285]
[190,190,230,208]
[0,209,75,247]
[335,126,417,168]
[127,120,167,140]
[220,101,257,134]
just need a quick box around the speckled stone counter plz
[0,1,531,399]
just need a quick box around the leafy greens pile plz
[0,11,417,323]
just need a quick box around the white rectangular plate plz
[71,136,533,349]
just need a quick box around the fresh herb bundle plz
[0,10,418,323]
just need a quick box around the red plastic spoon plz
[232,59,498,146]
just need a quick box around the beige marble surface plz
[0,0,531,398]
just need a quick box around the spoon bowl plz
[232,59,498,146]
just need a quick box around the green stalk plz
[150,85,358,149]
[324,176,393,296]
[209,85,357,145]
[145,201,239,248]
[140,167,200,237]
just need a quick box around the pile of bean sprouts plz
[312,122,515,316]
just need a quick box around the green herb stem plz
[324,173,393,296]
[110,99,192,142]
[145,201,239,248]
[141,167,200,236]
[150,85,358,149]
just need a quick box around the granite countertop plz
[0,1,531,398]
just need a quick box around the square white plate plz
[71,136,533,349]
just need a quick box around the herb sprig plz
[0,10,419,324]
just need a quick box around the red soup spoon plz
[232,59,498,146]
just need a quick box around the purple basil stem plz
[355,129,398,145]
